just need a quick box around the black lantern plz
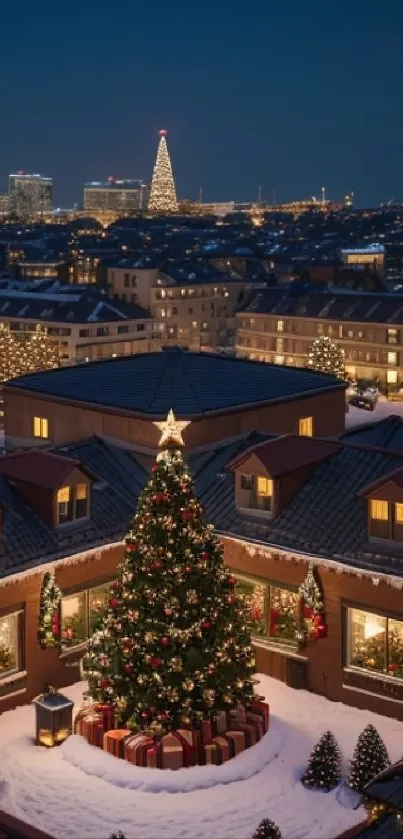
[33,685,74,747]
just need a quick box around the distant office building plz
[83,178,147,213]
[0,194,9,215]
[341,244,385,272]
[9,173,53,218]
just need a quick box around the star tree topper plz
[154,409,190,449]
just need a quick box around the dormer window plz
[369,498,403,542]
[256,477,273,511]
[57,482,88,525]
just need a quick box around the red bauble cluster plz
[201,619,211,630]
[109,597,119,609]
[181,510,194,521]
[151,559,162,570]
[152,492,170,504]
[151,656,162,668]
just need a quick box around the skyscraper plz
[148,130,177,213]
[9,172,53,218]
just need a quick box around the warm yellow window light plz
[257,477,273,497]
[75,483,87,501]
[57,486,71,504]
[370,499,388,521]
[395,503,403,523]
[33,416,49,439]
[298,416,313,437]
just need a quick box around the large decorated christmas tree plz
[83,410,256,736]
[307,336,345,380]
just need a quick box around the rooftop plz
[0,450,81,490]
[0,284,150,324]
[228,434,340,477]
[240,287,403,325]
[5,348,345,417]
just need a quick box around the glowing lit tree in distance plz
[307,335,345,380]
[148,130,178,214]
[27,324,60,373]
[83,409,256,735]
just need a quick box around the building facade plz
[236,288,403,391]
[9,174,53,219]
[83,179,147,213]
[3,348,346,451]
[0,416,403,722]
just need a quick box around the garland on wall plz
[38,571,62,648]
[296,563,327,644]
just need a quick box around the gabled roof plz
[365,760,403,810]
[227,434,340,477]
[359,465,403,497]
[342,416,403,451]
[5,348,344,417]
[0,451,82,490]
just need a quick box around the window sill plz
[0,669,27,698]
[343,667,403,701]
[253,637,305,660]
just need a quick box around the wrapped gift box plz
[81,712,105,747]
[229,722,257,748]
[176,728,198,766]
[74,704,95,736]
[200,719,212,745]
[223,730,245,758]
[212,710,228,736]
[249,700,269,733]
[246,712,264,740]
[124,733,154,766]
[160,731,193,770]
[204,735,231,766]
[103,729,132,758]
[93,703,115,733]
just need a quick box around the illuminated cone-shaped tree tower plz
[28,324,60,372]
[307,335,345,380]
[148,130,178,214]
[83,410,256,735]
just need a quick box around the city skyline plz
[1,0,402,209]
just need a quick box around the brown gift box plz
[74,705,94,736]
[82,713,104,747]
[160,732,188,770]
[204,735,231,766]
[176,728,197,766]
[213,710,228,735]
[103,729,132,758]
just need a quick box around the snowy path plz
[1,676,402,839]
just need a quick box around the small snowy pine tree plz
[252,819,282,839]
[348,725,390,793]
[301,730,341,791]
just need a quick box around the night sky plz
[1,0,402,208]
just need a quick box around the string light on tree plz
[0,320,60,384]
[307,336,345,380]
[148,130,178,214]
[82,409,256,736]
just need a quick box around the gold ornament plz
[154,409,190,449]
[170,656,183,672]
[183,678,195,692]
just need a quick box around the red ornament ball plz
[228,575,237,587]
[202,619,211,630]
[182,510,194,521]
[200,551,210,561]
[227,595,237,605]
[141,711,149,719]
[109,597,119,609]
[126,543,137,552]
[151,464,159,472]
[160,711,168,721]
[100,679,109,690]
[184,565,192,573]
[160,636,170,647]
[165,607,173,617]
[208,664,216,674]
[151,560,162,570]
[151,657,162,668]
[124,663,133,674]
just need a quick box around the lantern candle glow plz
[33,686,74,747]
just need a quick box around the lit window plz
[347,607,403,680]
[370,499,388,520]
[191,321,198,329]
[0,611,21,677]
[61,583,110,648]
[33,416,49,439]
[274,355,284,364]
[235,576,298,646]
[395,503,403,523]
[388,351,397,365]
[57,483,89,525]
[387,370,398,384]
[298,416,313,437]
[257,477,272,497]
[276,320,284,332]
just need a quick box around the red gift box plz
[74,705,94,736]
[176,728,197,766]
[146,740,163,769]
[160,731,189,770]
[246,712,264,740]
[229,722,257,748]
[124,733,154,765]
[223,730,245,757]
[201,719,212,745]
[103,729,131,758]
[94,703,115,733]
[81,712,105,747]
[250,700,269,734]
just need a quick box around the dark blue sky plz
[1,0,402,208]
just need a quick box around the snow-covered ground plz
[346,398,403,429]
[1,676,402,839]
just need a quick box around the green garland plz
[38,571,62,648]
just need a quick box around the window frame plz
[56,482,89,526]
[60,581,112,650]
[33,416,49,439]
[234,572,299,649]
[0,608,24,680]
[298,416,313,437]
[368,498,403,542]
[344,604,403,682]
